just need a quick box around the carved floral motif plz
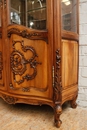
[7,28,48,42]
[2,95,18,104]
[10,40,41,85]
[54,49,62,102]
[54,49,62,127]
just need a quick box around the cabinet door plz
[7,0,53,99]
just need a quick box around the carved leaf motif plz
[7,28,48,42]
[54,49,62,102]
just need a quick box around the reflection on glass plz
[61,0,77,32]
[10,0,47,30]
[27,0,46,30]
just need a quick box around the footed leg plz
[54,104,62,128]
[70,95,77,108]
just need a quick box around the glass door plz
[61,0,77,33]
[8,0,53,99]
[10,0,47,30]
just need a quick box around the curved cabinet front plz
[6,25,53,102]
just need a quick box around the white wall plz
[77,0,87,107]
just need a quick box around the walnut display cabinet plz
[0,0,79,128]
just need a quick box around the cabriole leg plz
[54,104,62,128]
[70,95,78,108]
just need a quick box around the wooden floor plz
[0,98,87,130]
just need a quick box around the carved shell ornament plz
[10,40,41,84]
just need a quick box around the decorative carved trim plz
[54,49,62,102]
[0,51,3,80]
[10,40,41,85]
[54,49,62,128]
[10,83,48,92]
[7,28,48,42]
[22,87,30,92]
[2,95,18,104]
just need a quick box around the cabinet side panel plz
[62,39,78,88]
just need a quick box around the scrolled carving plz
[7,28,48,42]
[10,40,41,85]
[22,87,30,92]
[2,95,18,104]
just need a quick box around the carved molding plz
[0,51,3,80]
[54,49,62,103]
[7,28,48,42]
[2,95,18,104]
[10,40,41,85]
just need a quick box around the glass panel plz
[27,0,46,30]
[61,0,77,32]
[10,0,24,25]
[10,0,47,30]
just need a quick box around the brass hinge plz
[52,66,54,87]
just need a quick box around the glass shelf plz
[27,6,46,12]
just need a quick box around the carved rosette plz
[2,95,18,104]
[10,40,41,85]
[54,49,62,102]
[0,51,3,79]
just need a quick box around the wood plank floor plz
[0,98,87,130]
